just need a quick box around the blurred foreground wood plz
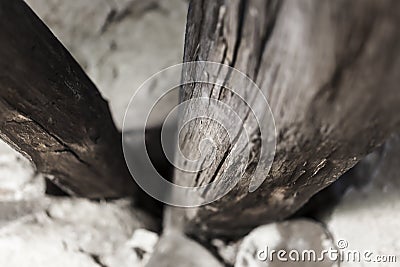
[0,0,135,198]
[171,0,400,238]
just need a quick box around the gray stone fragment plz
[0,199,50,226]
[0,139,45,202]
[235,219,337,267]
[146,230,223,267]
[0,197,158,267]
[322,135,400,267]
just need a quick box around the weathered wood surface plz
[0,0,135,198]
[171,0,400,238]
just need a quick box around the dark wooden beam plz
[170,0,400,239]
[0,0,135,198]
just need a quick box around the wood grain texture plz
[171,0,400,238]
[0,0,135,198]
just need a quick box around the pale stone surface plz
[127,228,159,254]
[25,0,187,130]
[212,238,239,266]
[0,140,45,201]
[235,219,337,267]
[146,229,224,267]
[0,197,158,267]
[322,135,400,267]
[0,199,50,226]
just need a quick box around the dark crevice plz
[216,0,247,101]
[219,0,249,100]
[100,9,117,33]
[201,108,251,195]
[207,146,231,185]
[194,170,203,185]
[45,179,69,196]
[231,0,247,68]
[89,253,108,267]
[194,154,208,185]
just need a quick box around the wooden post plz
[170,0,400,239]
[0,0,135,198]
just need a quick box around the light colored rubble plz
[235,219,337,267]
[322,135,400,267]
[0,139,44,202]
[146,229,224,267]
[0,197,158,267]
